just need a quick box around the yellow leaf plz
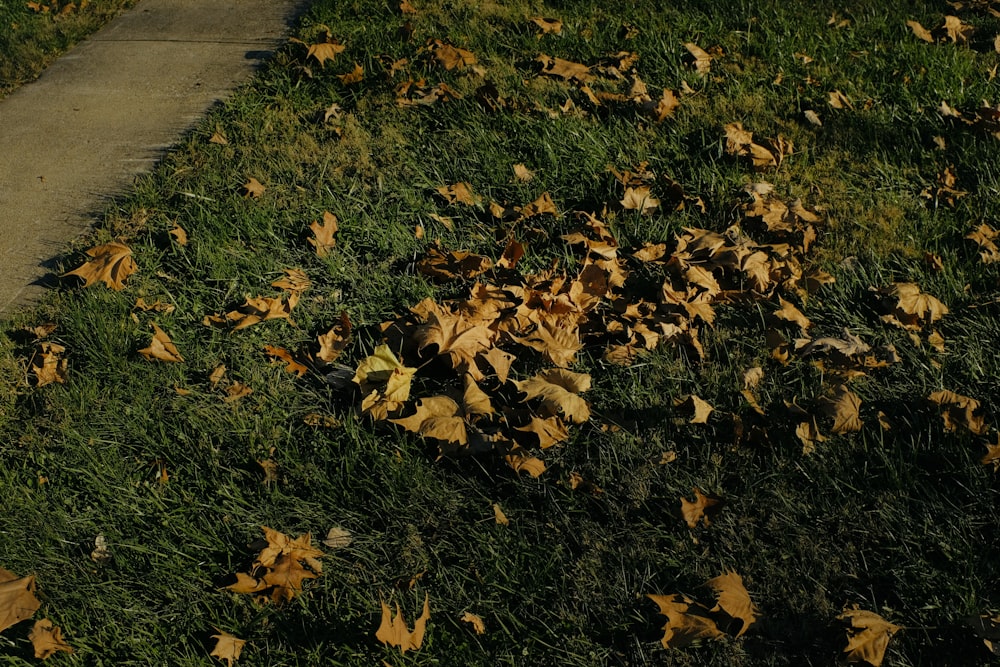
[514,415,569,449]
[309,211,338,257]
[139,323,184,363]
[429,40,477,70]
[317,311,352,363]
[0,569,41,633]
[63,242,137,290]
[492,503,509,525]
[461,611,486,634]
[684,42,712,74]
[796,418,827,454]
[169,224,188,245]
[28,618,73,659]
[706,571,759,638]
[513,163,534,182]
[209,631,245,667]
[536,53,591,82]
[838,606,902,666]
[376,594,430,654]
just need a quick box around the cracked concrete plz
[0,0,306,313]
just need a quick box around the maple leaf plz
[509,318,583,367]
[681,487,722,528]
[536,53,591,82]
[773,297,811,332]
[477,347,515,383]
[906,19,935,42]
[63,242,137,290]
[838,606,902,666]
[620,186,660,213]
[30,342,68,387]
[515,415,569,449]
[204,294,299,330]
[875,283,948,330]
[531,17,562,35]
[271,268,311,294]
[134,297,175,314]
[139,323,184,363]
[417,247,493,281]
[377,594,430,654]
[829,89,854,109]
[242,177,265,199]
[317,311,352,363]
[337,63,364,84]
[941,15,974,43]
[227,527,323,605]
[707,571,759,638]
[28,618,73,659]
[647,594,724,648]
[263,345,308,377]
[818,385,864,433]
[492,503,509,525]
[308,211,338,257]
[684,42,713,74]
[928,390,987,435]
[306,36,346,67]
[390,396,468,446]
[353,344,417,419]
[461,611,486,634]
[209,630,245,667]
[415,310,495,378]
[436,182,479,206]
[966,223,1000,263]
[0,568,41,633]
[515,369,591,423]
[504,448,546,477]
[982,435,1000,471]
[169,224,188,245]
[429,40,477,70]
[517,191,559,219]
[513,163,534,182]
[796,418,827,455]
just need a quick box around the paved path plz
[0,0,306,313]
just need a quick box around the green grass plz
[0,0,137,97]
[1,0,1000,665]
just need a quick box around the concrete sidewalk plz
[0,0,306,313]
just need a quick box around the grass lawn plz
[0,0,137,97]
[1,0,999,665]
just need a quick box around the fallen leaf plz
[139,323,184,363]
[30,342,68,387]
[796,418,827,454]
[306,211,338,258]
[906,19,935,42]
[773,297,811,332]
[684,42,713,74]
[620,186,660,213]
[353,344,417,419]
[536,53,591,82]
[317,311,352,363]
[227,527,323,604]
[568,471,603,495]
[29,618,73,659]
[515,369,591,423]
[399,0,417,14]
[818,385,863,433]
[677,394,713,424]
[429,40,477,70]
[209,131,228,145]
[223,382,253,403]
[0,568,41,633]
[461,611,486,635]
[492,503,509,525]
[321,526,353,549]
[928,389,986,434]
[647,594,724,648]
[531,17,562,35]
[306,38,346,67]
[263,345,308,377]
[436,182,479,206]
[680,487,721,528]
[271,268,311,294]
[942,15,974,43]
[209,364,226,388]
[513,163,534,182]
[169,225,188,245]
[209,631,245,667]
[337,63,364,84]
[417,247,493,281]
[90,534,111,563]
[376,594,430,654]
[829,90,854,109]
[134,297,175,314]
[242,178,265,199]
[966,223,1000,263]
[707,571,759,637]
[63,242,137,290]
[876,283,948,330]
[838,606,902,666]
[804,109,822,126]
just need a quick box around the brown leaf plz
[30,342,68,387]
[204,294,298,331]
[227,527,323,605]
[707,571,759,637]
[647,594,724,648]
[242,177,265,199]
[504,449,546,477]
[513,164,534,182]
[436,182,479,206]
[317,311,352,364]
[876,283,948,330]
[209,631,245,666]
[306,39,346,67]
[209,364,227,388]
[390,396,468,446]
[515,369,591,423]
[906,19,935,42]
[169,225,188,245]
[337,63,364,84]
[416,310,495,378]
[263,345,308,377]
[838,606,902,666]
[515,415,569,449]
[429,40,477,70]
[942,15,974,43]
[417,247,493,281]
[460,611,486,634]
[492,503,509,525]
[209,131,229,145]
[966,223,1000,263]
[309,211,338,257]
[818,385,863,433]
[684,42,713,74]
[29,618,73,659]
[928,390,986,435]
[620,186,660,213]
[796,418,827,455]
[271,268,311,294]
[376,594,430,654]
[223,382,253,403]
[399,0,417,14]
[0,569,41,633]
[531,17,562,35]
[352,344,417,418]
[139,323,184,363]
[536,53,591,82]
[509,319,583,367]
[773,297,811,332]
[828,89,854,109]
[134,297,175,314]
[568,471,603,495]
[680,487,722,528]
[676,394,714,424]
[981,435,1000,472]
[63,242,137,290]
[321,526,352,549]
[517,191,559,219]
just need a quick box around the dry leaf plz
[707,571,759,637]
[804,109,822,126]
[309,211,338,257]
[271,268,311,294]
[204,294,299,330]
[322,526,353,549]
[680,487,721,528]
[242,178,265,199]
[227,527,323,604]
[209,364,226,388]
[876,283,948,330]
[829,90,853,109]
[676,394,713,424]
[928,390,986,435]
[536,54,591,82]
[818,385,863,433]
[90,534,111,563]
[684,42,712,74]
[942,15,974,43]
[568,471,603,495]
[376,594,430,654]
[647,594,724,648]
[317,311,352,364]
[63,242,137,290]
[139,323,184,363]
[306,38,346,67]
[436,182,479,206]
[515,369,591,423]
[838,606,902,666]
[796,418,827,455]
[906,19,935,42]
[531,17,562,35]
[223,382,253,403]
[0,568,41,633]
[460,611,486,634]
[263,345,308,377]
[134,298,175,314]
[209,631,245,667]
[169,225,188,245]
[429,40,477,70]
[353,344,417,419]
[337,63,364,84]
[513,164,534,182]
[29,618,73,659]
[30,342,68,387]
[620,186,660,213]
[209,131,228,145]
[492,503,509,525]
